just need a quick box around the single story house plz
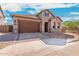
[12,9,62,33]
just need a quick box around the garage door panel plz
[18,20,40,33]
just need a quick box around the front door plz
[45,22,48,32]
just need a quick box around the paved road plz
[0,38,78,56]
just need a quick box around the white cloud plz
[0,3,27,12]
[61,16,79,21]
[0,3,77,12]
[26,3,78,14]
[28,3,77,9]
[70,12,79,15]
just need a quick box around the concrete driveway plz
[18,33,74,45]
[0,33,18,41]
[18,33,48,40]
[0,32,74,45]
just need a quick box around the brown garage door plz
[18,20,40,33]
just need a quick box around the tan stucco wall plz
[50,17,62,32]
[13,17,19,33]
[37,10,62,33]
[38,10,54,33]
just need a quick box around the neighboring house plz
[12,9,62,33]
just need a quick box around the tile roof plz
[56,16,62,21]
[12,14,41,20]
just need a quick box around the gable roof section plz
[56,16,62,22]
[36,9,55,17]
[49,16,62,22]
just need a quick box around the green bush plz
[63,21,79,29]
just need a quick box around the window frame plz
[44,12,49,16]
[14,20,16,25]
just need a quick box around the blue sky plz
[0,3,79,25]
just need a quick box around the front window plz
[57,26,60,28]
[14,20,16,25]
[57,23,60,28]
[53,22,56,29]
[53,26,55,29]
[45,12,49,16]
